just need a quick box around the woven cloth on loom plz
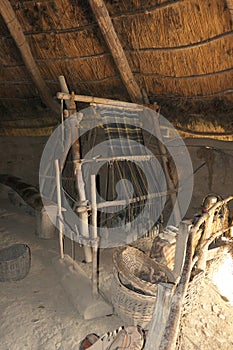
[92,105,165,231]
[99,105,144,156]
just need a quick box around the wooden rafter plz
[88,0,145,104]
[0,0,59,114]
[226,0,233,20]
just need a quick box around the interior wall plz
[0,136,48,186]
[185,138,233,217]
[0,135,232,218]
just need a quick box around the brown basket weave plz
[0,244,31,282]
[113,246,175,296]
[111,268,156,330]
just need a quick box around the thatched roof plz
[0,0,232,136]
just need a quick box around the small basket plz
[111,268,156,329]
[113,246,175,296]
[0,244,31,282]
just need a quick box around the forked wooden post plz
[55,159,64,259]
[91,174,99,298]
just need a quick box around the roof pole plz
[0,0,59,114]
[88,0,145,104]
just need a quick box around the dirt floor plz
[0,136,233,350]
[0,185,233,350]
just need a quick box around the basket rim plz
[112,268,157,300]
[113,246,175,297]
[0,244,30,263]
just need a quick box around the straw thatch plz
[0,0,232,136]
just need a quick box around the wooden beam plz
[88,0,145,104]
[0,0,59,114]
[57,92,144,109]
[226,0,233,21]
[144,283,174,350]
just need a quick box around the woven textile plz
[99,105,144,156]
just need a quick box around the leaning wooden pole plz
[55,159,64,260]
[91,174,99,298]
[88,0,144,104]
[0,0,59,114]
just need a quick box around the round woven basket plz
[0,244,31,282]
[113,246,175,296]
[111,268,156,330]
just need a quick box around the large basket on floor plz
[113,246,175,296]
[0,244,31,282]
[111,268,156,329]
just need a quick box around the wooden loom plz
[51,76,181,320]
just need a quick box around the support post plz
[151,111,181,225]
[55,159,64,259]
[58,77,92,263]
[91,174,99,298]
[71,109,92,263]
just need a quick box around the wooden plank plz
[144,283,174,350]
[160,231,194,350]
[172,220,192,281]
[56,92,144,108]
[55,159,64,259]
[0,0,59,114]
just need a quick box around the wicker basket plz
[111,268,156,329]
[0,244,31,282]
[113,246,175,296]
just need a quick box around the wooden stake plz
[144,283,174,350]
[58,78,92,263]
[0,0,59,114]
[172,220,192,281]
[55,159,64,259]
[91,174,99,298]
